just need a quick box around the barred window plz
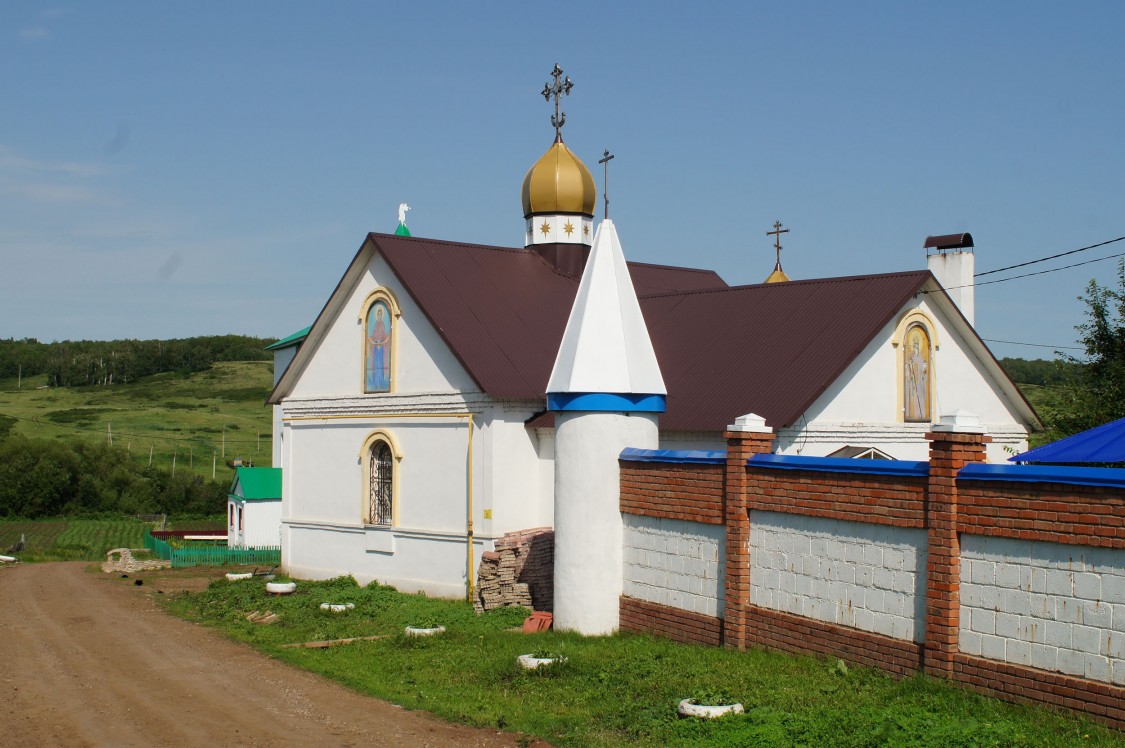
[367,440,394,526]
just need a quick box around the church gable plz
[274,242,478,402]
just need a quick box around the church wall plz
[482,408,554,535]
[271,345,298,468]
[284,417,471,531]
[288,253,477,400]
[786,296,1029,462]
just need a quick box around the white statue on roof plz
[398,202,410,225]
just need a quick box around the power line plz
[981,338,1083,352]
[975,235,1125,278]
[975,250,1125,288]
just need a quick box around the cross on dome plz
[764,220,791,283]
[541,63,574,140]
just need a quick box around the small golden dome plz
[521,138,596,218]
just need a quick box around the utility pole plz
[149,444,154,466]
[189,445,193,470]
[222,426,226,458]
[17,364,21,389]
[212,451,217,480]
[171,451,177,478]
[107,421,112,446]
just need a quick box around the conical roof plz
[547,219,665,398]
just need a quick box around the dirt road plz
[0,562,539,747]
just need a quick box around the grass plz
[166,575,1125,747]
[0,517,225,562]
[0,361,274,480]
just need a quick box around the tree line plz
[0,429,227,519]
[0,335,273,387]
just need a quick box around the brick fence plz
[618,426,1125,730]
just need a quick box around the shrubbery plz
[0,434,227,519]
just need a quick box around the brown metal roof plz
[375,233,938,431]
[374,233,727,401]
[642,271,931,430]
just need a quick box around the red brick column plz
[923,427,989,677]
[723,423,775,650]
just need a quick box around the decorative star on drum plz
[563,221,575,236]
[539,222,551,237]
[583,223,590,236]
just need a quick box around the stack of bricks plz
[473,527,554,613]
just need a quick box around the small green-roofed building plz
[228,467,282,549]
[265,325,311,351]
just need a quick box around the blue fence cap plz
[619,447,726,465]
[959,463,1125,489]
[748,453,930,478]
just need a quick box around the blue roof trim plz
[547,392,666,413]
[748,453,930,477]
[960,463,1125,489]
[619,447,726,464]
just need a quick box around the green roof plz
[265,325,312,351]
[394,222,412,237]
[229,467,282,501]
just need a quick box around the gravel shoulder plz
[0,562,541,747]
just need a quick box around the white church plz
[266,66,1039,609]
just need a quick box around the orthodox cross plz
[598,149,614,219]
[541,63,574,139]
[767,220,789,267]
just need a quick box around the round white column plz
[553,410,659,635]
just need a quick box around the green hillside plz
[0,360,274,482]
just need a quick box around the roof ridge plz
[367,232,527,254]
[638,269,931,300]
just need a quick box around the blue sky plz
[1,2,1122,360]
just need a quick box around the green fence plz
[144,532,281,568]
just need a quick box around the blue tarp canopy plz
[1009,416,1125,464]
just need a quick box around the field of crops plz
[0,518,221,562]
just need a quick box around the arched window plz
[903,323,932,422]
[367,440,394,526]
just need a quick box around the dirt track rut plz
[0,562,537,747]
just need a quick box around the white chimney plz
[925,232,975,326]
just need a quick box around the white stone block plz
[1074,573,1101,601]
[856,565,873,587]
[872,614,895,638]
[885,591,905,617]
[1073,624,1102,654]
[1030,643,1058,671]
[1113,663,1125,687]
[844,543,864,564]
[891,616,913,641]
[1029,567,1047,593]
[1083,601,1113,629]
[961,630,983,656]
[863,544,883,566]
[867,588,885,613]
[1046,570,1073,596]
[1058,648,1085,677]
[1113,604,1125,633]
[970,560,995,585]
[1000,589,1032,616]
[959,606,972,632]
[873,568,894,590]
[892,571,916,594]
[1056,598,1082,624]
[980,634,1006,660]
[1043,620,1072,648]
[995,612,1020,639]
[1103,630,1125,659]
[971,609,996,635]
[995,563,1021,589]
[827,540,846,561]
[853,608,875,632]
[1029,593,1055,621]
[1007,639,1032,666]
[1104,575,1125,605]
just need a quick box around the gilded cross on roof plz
[541,63,574,140]
[767,220,789,268]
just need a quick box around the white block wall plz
[960,535,1125,685]
[749,511,928,642]
[622,515,725,618]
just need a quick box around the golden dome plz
[521,138,596,218]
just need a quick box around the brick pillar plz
[722,414,775,650]
[924,420,989,677]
